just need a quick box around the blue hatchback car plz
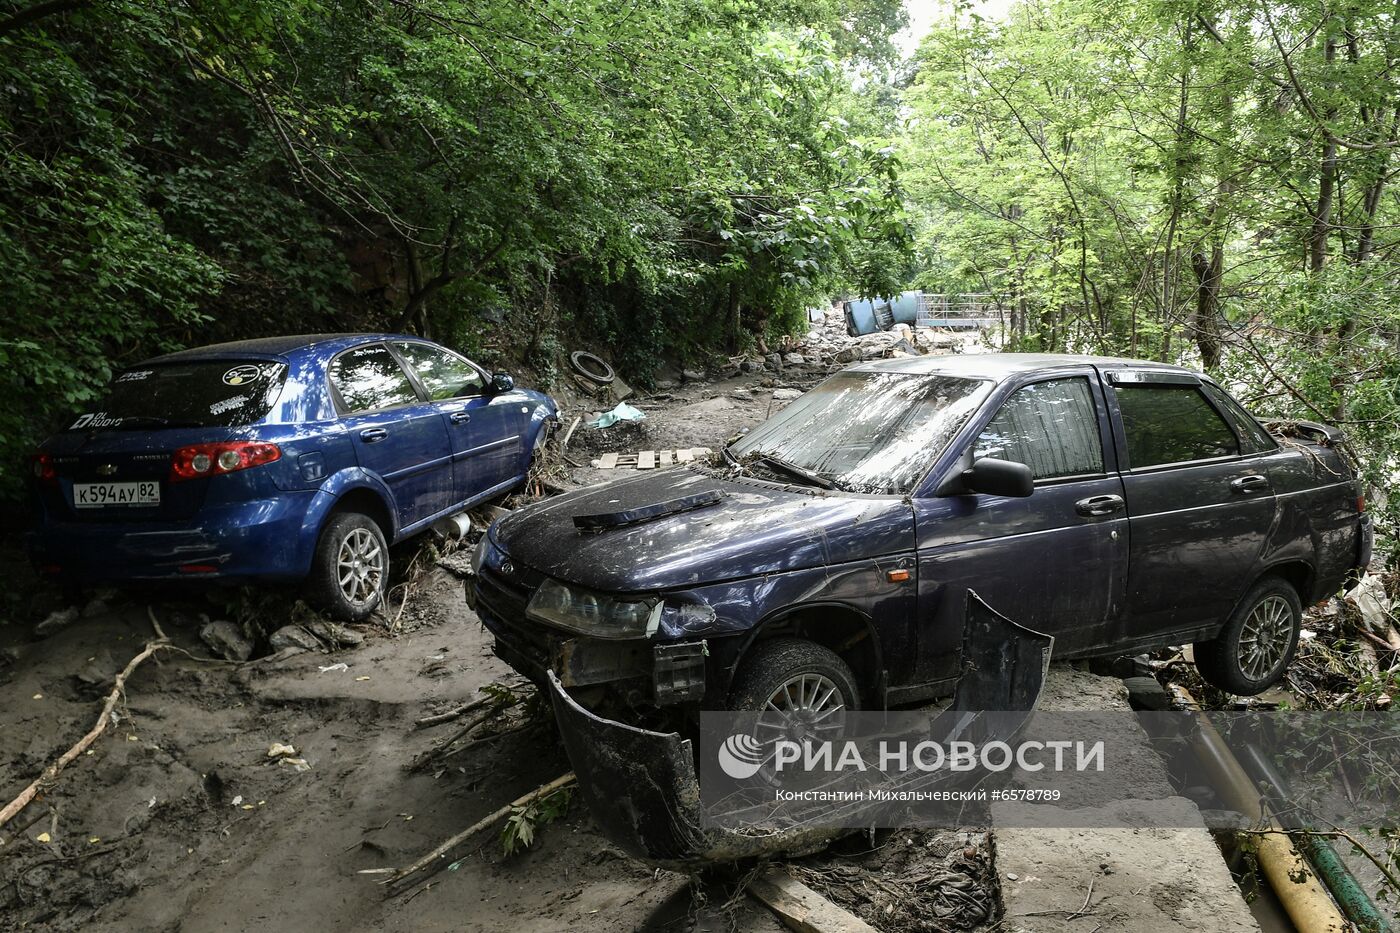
[29,334,557,620]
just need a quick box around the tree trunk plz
[1308,37,1339,273]
[1191,244,1224,370]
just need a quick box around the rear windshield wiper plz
[755,453,835,490]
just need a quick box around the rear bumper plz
[27,491,317,582]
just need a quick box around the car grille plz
[474,563,556,673]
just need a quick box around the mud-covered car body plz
[471,353,1370,713]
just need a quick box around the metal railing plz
[915,294,1004,330]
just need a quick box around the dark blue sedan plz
[29,334,557,620]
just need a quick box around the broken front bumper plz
[548,591,1053,868]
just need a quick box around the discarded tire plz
[569,350,615,385]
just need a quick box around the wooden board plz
[748,869,878,933]
[598,452,619,469]
[675,448,693,463]
[637,450,656,469]
[659,450,674,466]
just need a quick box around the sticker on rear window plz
[116,370,153,383]
[222,364,262,386]
[209,395,249,416]
[70,412,124,430]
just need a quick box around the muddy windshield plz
[729,371,991,494]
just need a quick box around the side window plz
[974,378,1104,480]
[394,342,485,400]
[1114,385,1239,468]
[1201,383,1276,454]
[329,344,419,413]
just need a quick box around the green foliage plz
[0,0,910,506]
[499,786,571,856]
[902,0,1400,556]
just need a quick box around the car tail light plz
[170,442,281,482]
[31,452,56,483]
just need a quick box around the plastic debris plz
[589,402,646,429]
[267,743,298,759]
[231,795,243,806]
[278,756,311,773]
[318,662,349,673]
[36,832,51,843]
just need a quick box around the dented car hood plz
[491,467,915,591]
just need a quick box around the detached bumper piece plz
[548,590,1053,868]
[652,641,707,705]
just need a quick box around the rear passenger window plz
[1201,383,1277,454]
[330,345,419,413]
[975,378,1104,480]
[1115,385,1238,467]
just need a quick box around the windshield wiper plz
[755,453,835,490]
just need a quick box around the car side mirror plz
[490,372,515,393]
[958,457,1034,498]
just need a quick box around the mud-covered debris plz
[783,352,805,366]
[76,648,120,686]
[266,743,298,759]
[200,619,254,662]
[35,606,79,637]
[306,619,365,648]
[278,756,311,773]
[681,369,706,382]
[317,662,349,673]
[269,624,322,652]
[772,388,802,401]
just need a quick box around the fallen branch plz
[370,773,575,889]
[0,610,170,830]
[414,695,493,729]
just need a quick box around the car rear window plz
[66,361,287,431]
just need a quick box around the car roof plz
[140,333,423,365]
[850,352,1199,382]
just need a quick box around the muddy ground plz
[2,313,994,932]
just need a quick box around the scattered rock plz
[766,352,783,371]
[306,619,365,648]
[740,359,763,373]
[278,756,312,773]
[76,648,120,686]
[681,369,706,382]
[80,595,109,619]
[200,619,254,662]
[34,607,79,637]
[772,388,803,401]
[266,742,298,759]
[730,388,753,400]
[833,346,862,364]
[269,625,322,652]
[655,379,676,390]
[783,352,806,366]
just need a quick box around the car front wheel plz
[308,513,388,622]
[1194,577,1302,696]
[728,638,861,718]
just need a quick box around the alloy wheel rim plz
[1238,594,1293,681]
[756,672,847,744]
[336,528,384,606]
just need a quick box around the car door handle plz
[449,411,471,424]
[1075,494,1124,517]
[359,428,389,443]
[1230,474,1270,494]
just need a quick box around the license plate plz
[73,481,161,509]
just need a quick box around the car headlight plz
[526,578,661,640]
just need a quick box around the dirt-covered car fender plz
[294,469,399,571]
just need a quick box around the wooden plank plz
[675,448,694,463]
[598,452,620,469]
[659,450,674,466]
[748,869,877,933]
[692,447,712,457]
[637,450,656,470]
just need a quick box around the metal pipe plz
[1170,686,1348,933]
[1238,743,1387,933]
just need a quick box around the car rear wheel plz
[308,513,388,622]
[1194,576,1302,696]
